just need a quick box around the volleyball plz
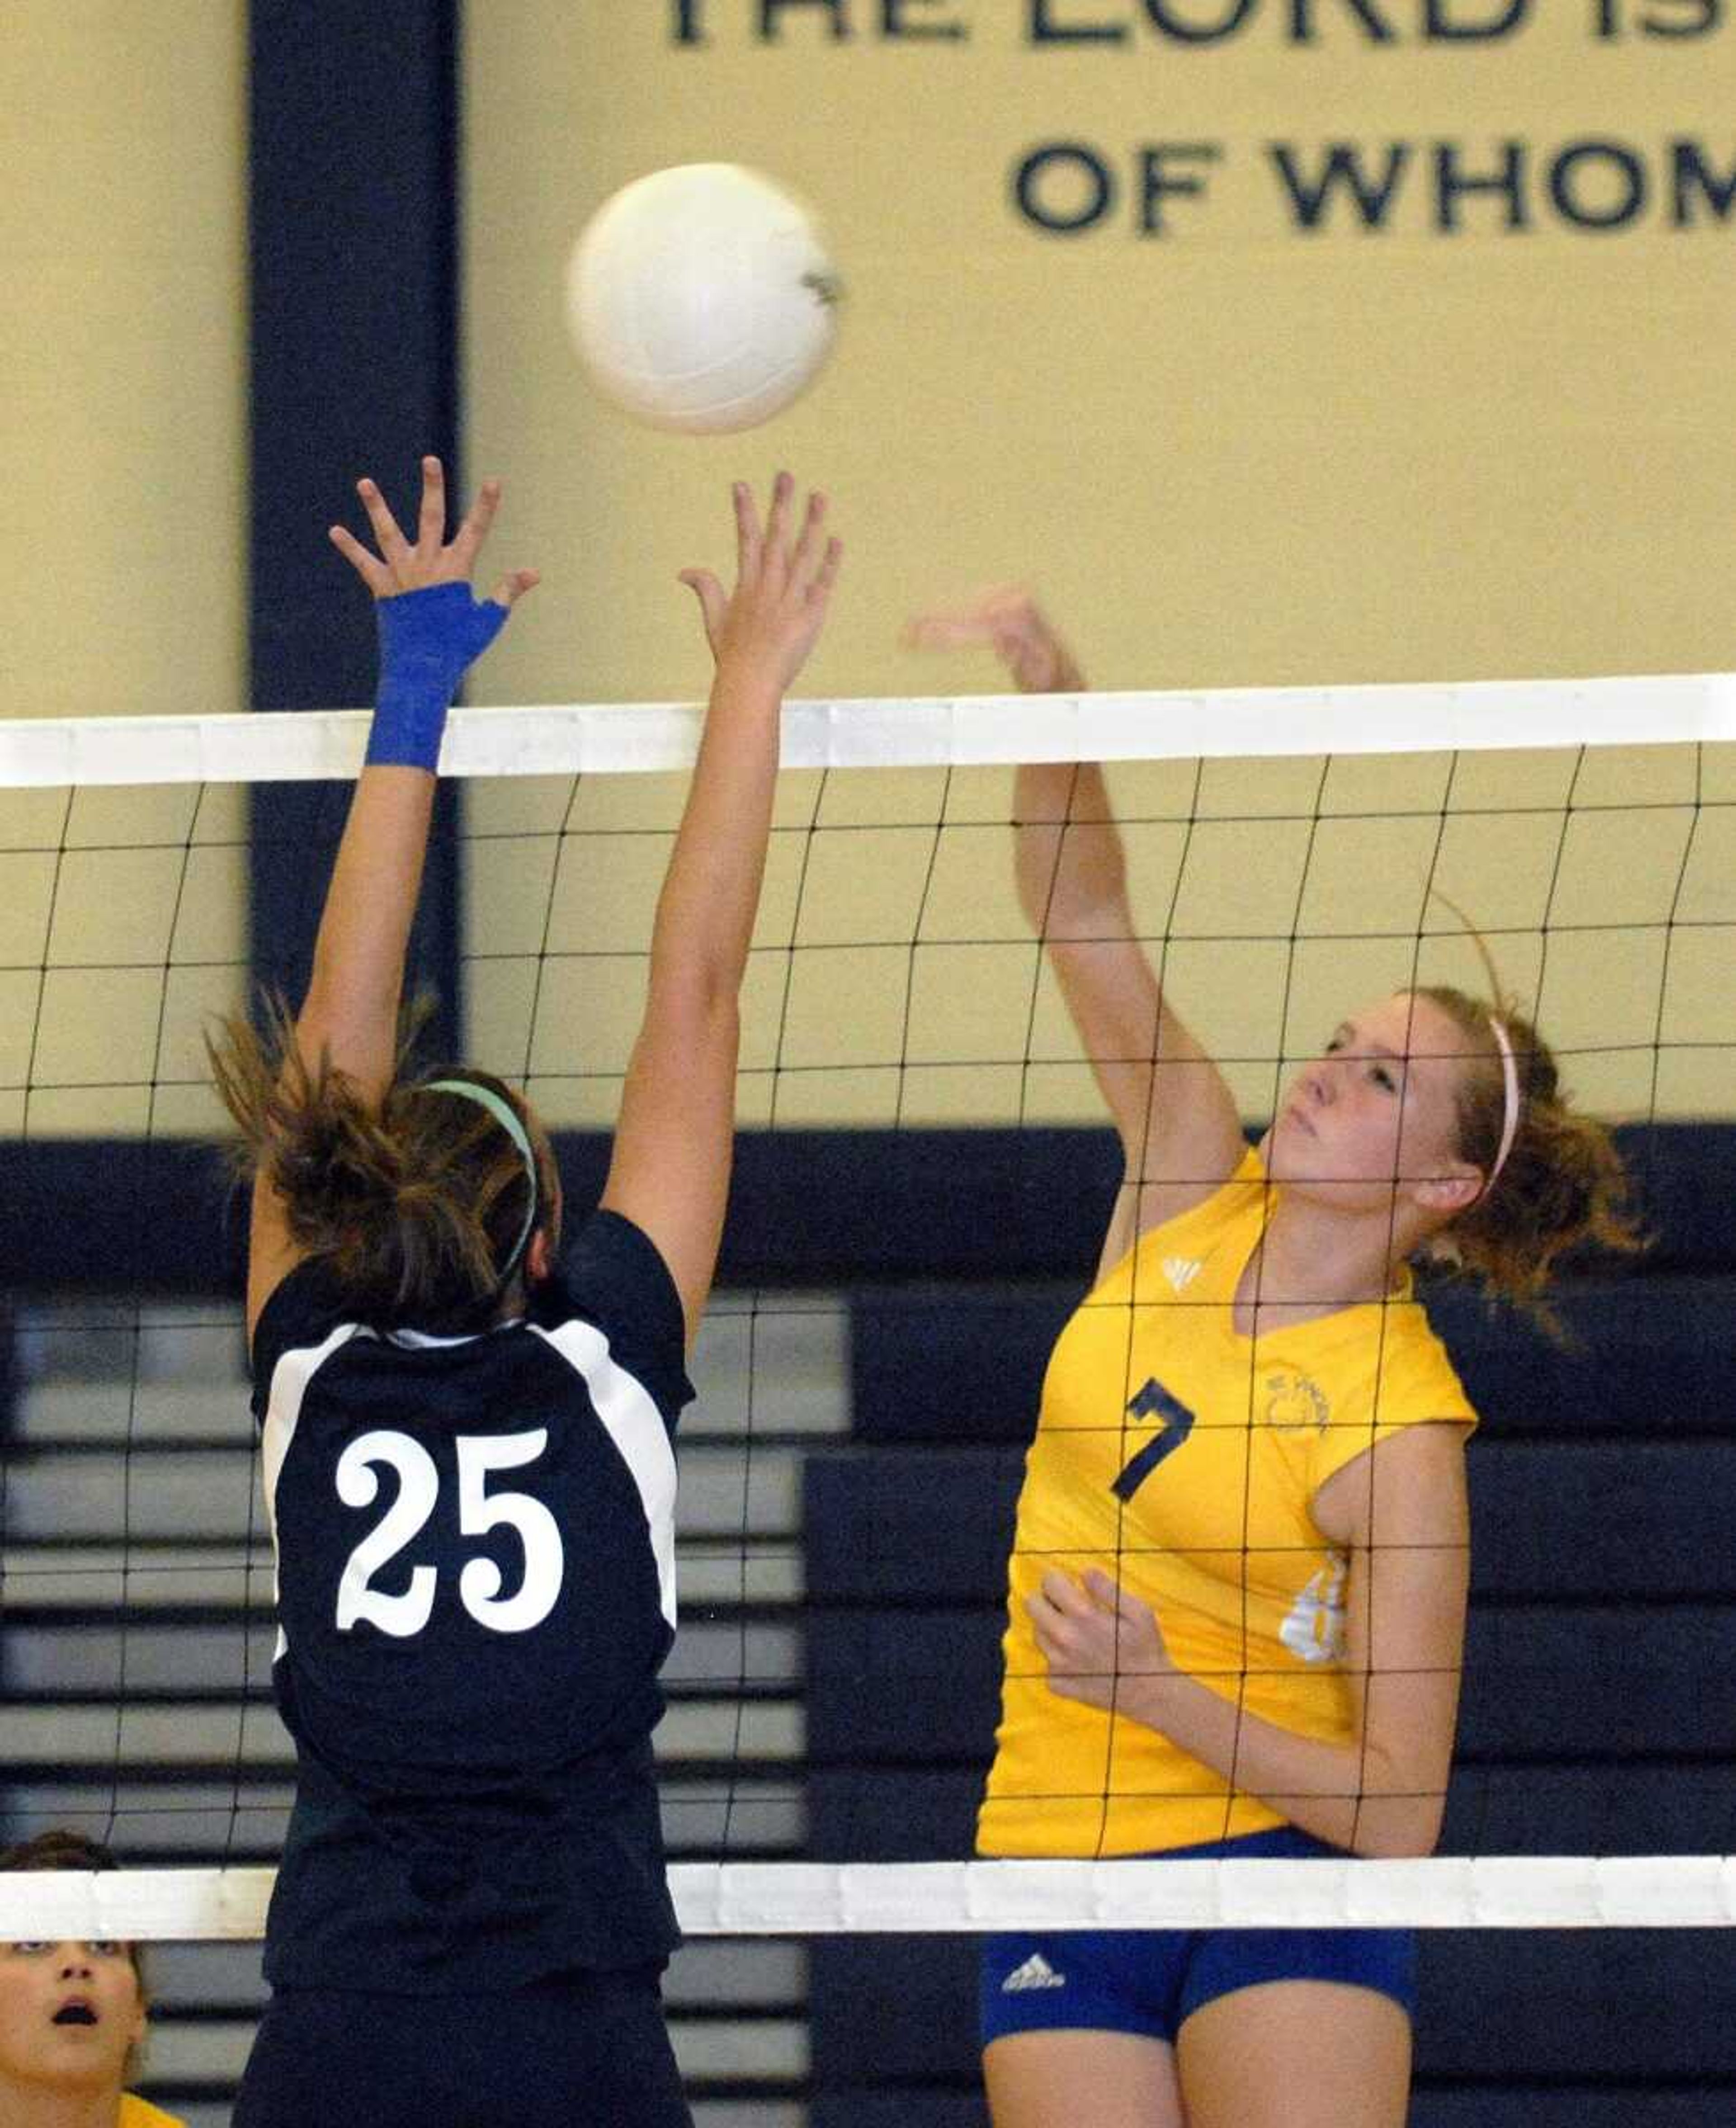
[564,163,841,436]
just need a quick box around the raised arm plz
[907,590,1244,1274]
[244,458,536,1337]
[599,474,842,1346]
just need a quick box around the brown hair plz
[0,1829,144,1993]
[208,999,558,1332]
[1415,984,1644,1331]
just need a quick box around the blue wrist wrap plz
[367,583,509,769]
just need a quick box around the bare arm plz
[243,764,437,1340]
[908,591,1245,1274]
[1027,1421,1472,1858]
[245,459,536,1338]
[599,475,842,1347]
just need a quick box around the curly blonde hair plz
[1416,983,1644,1331]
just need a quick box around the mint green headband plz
[425,1077,541,1282]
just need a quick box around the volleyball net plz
[1,678,1732,2110]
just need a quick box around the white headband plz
[1485,1017,1522,1194]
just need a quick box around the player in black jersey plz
[216,461,841,2128]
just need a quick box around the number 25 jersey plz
[250,1209,693,1992]
[979,1149,1477,1859]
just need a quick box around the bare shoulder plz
[1127,1159,1247,1239]
[1311,1420,1471,1549]
[1093,1142,1256,1285]
[245,1174,309,1349]
[1123,1040,1249,1189]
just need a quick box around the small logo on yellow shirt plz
[1161,1255,1204,1293]
[1263,1371,1330,1431]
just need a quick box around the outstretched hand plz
[906,586,1081,694]
[330,455,539,610]
[1026,1568,1178,1714]
[679,472,842,695]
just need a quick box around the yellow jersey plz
[120,2097,188,2128]
[979,1148,1477,1857]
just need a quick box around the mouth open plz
[52,2004,99,2027]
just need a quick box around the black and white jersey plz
[249,1209,694,1994]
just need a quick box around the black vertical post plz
[247,2,463,1057]
[0,1295,13,1837]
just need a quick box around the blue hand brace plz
[366,582,509,770]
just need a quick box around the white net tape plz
[3,671,1734,787]
[5,1855,1734,1942]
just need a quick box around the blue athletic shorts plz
[233,1964,692,2128]
[980,1827,1415,2050]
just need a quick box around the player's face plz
[1265,992,1479,1210]
[0,1936,144,2095]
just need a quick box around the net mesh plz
[1,683,1732,2122]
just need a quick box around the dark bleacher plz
[806,1122,1736,2126]
[0,1296,11,1733]
[4,1121,1730,2118]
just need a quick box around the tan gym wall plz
[462,5,1735,1128]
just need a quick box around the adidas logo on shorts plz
[1001,1952,1066,1992]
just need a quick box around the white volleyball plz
[565,164,841,436]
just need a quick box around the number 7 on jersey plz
[1110,1378,1196,1502]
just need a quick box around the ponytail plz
[208,999,553,1330]
[1417,985,1645,1335]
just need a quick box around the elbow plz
[647,966,741,1038]
[1344,1792,1447,1861]
[1026,883,1132,946]
[650,935,749,1014]
[1013,840,1128,939]
[646,902,749,1009]
[1350,1822,1442,1862]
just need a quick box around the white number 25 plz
[334,1429,564,1638]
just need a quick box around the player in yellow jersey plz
[910,594,1639,2128]
[0,1833,187,2128]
